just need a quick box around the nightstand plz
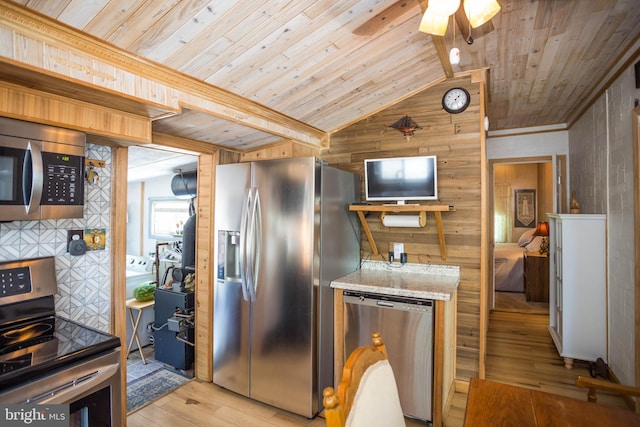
[523,251,549,302]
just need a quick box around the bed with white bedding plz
[494,243,525,292]
[494,229,543,292]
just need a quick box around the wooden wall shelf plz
[349,204,455,260]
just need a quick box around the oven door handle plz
[28,363,119,404]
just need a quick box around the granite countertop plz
[330,260,460,301]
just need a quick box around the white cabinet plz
[548,214,606,369]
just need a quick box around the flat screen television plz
[364,156,438,204]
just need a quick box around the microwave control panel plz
[41,152,84,206]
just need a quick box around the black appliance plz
[181,214,196,278]
[153,288,194,371]
[0,257,122,426]
[0,116,85,222]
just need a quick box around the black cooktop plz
[0,257,121,393]
[0,315,120,391]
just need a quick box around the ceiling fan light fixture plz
[428,0,461,18]
[464,0,501,28]
[419,9,448,36]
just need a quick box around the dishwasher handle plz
[344,291,433,306]
[376,301,395,308]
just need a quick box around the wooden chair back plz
[576,375,640,411]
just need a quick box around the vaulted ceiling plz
[4,0,640,151]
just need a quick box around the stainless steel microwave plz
[0,117,85,222]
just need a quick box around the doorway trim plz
[487,156,564,311]
[633,106,640,400]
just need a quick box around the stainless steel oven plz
[1,350,121,425]
[0,257,122,427]
[0,116,85,222]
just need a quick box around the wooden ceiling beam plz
[432,36,454,78]
[0,1,327,147]
[353,1,413,36]
[418,0,454,78]
[0,80,152,144]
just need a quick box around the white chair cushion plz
[345,360,406,427]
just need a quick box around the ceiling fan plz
[353,0,498,43]
[353,1,500,78]
[418,0,500,42]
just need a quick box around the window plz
[148,197,191,240]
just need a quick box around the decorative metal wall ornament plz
[389,115,422,139]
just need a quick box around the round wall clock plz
[442,87,470,114]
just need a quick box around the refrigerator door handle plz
[250,188,262,300]
[239,188,252,301]
[245,188,255,301]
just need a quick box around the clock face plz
[442,87,470,114]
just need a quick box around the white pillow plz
[525,236,542,252]
[346,360,406,427]
[517,228,536,247]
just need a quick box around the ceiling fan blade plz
[353,1,413,36]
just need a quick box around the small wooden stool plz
[125,298,155,364]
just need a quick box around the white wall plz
[126,181,143,256]
[487,129,569,160]
[569,54,640,386]
[487,130,569,212]
[126,174,180,258]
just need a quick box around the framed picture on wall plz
[514,189,536,228]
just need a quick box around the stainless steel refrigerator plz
[213,157,360,417]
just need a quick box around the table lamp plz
[533,221,549,255]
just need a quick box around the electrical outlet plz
[393,242,404,260]
[67,229,84,252]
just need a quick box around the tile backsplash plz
[0,143,112,332]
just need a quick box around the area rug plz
[127,367,191,412]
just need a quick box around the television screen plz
[364,156,437,204]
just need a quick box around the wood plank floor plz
[127,378,426,427]
[128,310,629,426]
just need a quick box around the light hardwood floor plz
[128,310,628,426]
[127,378,427,427]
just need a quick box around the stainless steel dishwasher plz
[343,290,434,422]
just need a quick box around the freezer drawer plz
[343,291,434,422]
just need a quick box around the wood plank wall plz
[194,153,216,382]
[322,76,483,381]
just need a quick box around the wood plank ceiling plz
[5,0,640,150]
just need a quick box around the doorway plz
[489,157,562,314]
[125,146,198,412]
